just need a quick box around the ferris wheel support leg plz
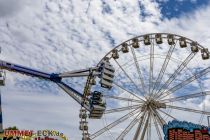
[0,92,3,133]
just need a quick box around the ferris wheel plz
[0,33,210,140]
[86,33,210,140]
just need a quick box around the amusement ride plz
[0,33,210,140]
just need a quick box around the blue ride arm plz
[56,81,90,110]
[0,59,87,108]
[0,59,52,80]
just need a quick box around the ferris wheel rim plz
[97,32,207,65]
[88,32,210,140]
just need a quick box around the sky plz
[0,0,210,139]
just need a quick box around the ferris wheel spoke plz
[155,113,166,128]
[154,52,197,99]
[166,105,210,115]
[152,41,176,97]
[151,112,162,140]
[158,109,177,120]
[104,94,143,103]
[149,39,155,95]
[158,67,210,100]
[140,111,151,140]
[133,110,147,140]
[161,91,210,103]
[147,113,152,140]
[104,104,142,114]
[130,47,147,94]
[113,82,145,102]
[151,107,166,127]
[116,111,142,140]
[114,59,145,96]
[89,108,139,139]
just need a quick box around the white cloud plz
[0,0,25,17]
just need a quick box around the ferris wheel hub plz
[141,99,166,111]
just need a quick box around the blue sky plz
[158,0,210,19]
[0,0,210,139]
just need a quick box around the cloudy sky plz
[0,0,210,139]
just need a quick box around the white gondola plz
[179,37,187,48]
[167,34,175,45]
[155,33,163,44]
[82,137,90,140]
[132,38,139,48]
[79,121,88,130]
[121,43,129,53]
[191,42,199,53]
[89,104,105,119]
[201,48,209,60]
[0,70,5,86]
[112,49,119,59]
[89,91,106,119]
[99,61,115,89]
[82,132,90,140]
[80,108,86,113]
[90,78,96,85]
[144,35,151,45]
[79,114,87,119]
[79,109,87,119]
